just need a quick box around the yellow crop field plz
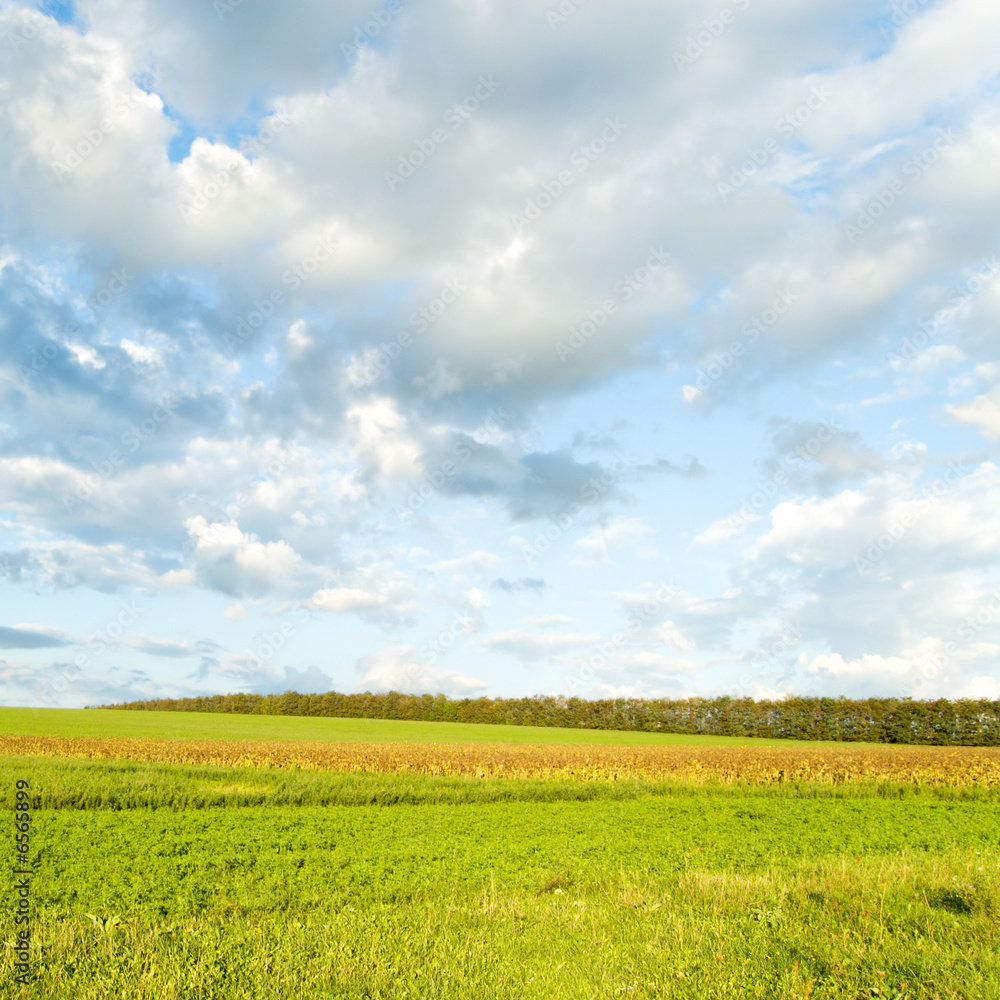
[4,734,1000,785]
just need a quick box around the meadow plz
[2,709,998,998]
[0,707,846,746]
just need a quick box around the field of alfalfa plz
[3,709,999,999]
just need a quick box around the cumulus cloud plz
[427,550,503,576]
[184,516,305,596]
[946,384,1000,442]
[309,561,420,624]
[2,0,1000,703]
[0,625,71,649]
[571,516,653,569]
[482,623,601,664]
[355,644,487,695]
[692,514,759,548]
[118,635,213,658]
[491,576,545,592]
[282,665,334,694]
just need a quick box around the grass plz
[6,752,1000,809]
[1,753,998,997]
[0,707,867,746]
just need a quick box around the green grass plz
[5,753,999,811]
[0,707,864,746]
[1,755,998,998]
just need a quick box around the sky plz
[2,0,1000,709]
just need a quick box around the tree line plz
[96,691,1000,745]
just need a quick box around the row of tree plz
[97,691,1000,745]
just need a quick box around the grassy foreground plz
[2,754,998,998]
[0,707,862,746]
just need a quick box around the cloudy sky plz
[2,0,1000,709]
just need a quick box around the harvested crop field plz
[4,734,1000,784]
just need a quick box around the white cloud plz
[661,621,696,652]
[522,614,578,628]
[184,516,304,596]
[3,0,1000,704]
[118,338,163,366]
[692,513,757,547]
[889,343,966,374]
[748,464,1000,573]
[310,587,387,613]
[428,550,503,576]
[286,319,312,355]
[309,562,419,623]
[119,634,202,658]
[356,644,487,695]
[66,343,106,370]
[346,399,422,480]
[466,587,489,611]
[806,652,912,681]
[571,517,652,569]
[481,628,599,663]
[946,384,1000,441]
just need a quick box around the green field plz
[0,707,859,746]
[2,750,998,998]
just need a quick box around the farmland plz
[98,691,1000,746]
[0,707,845,746]
[4,733,1000,785]
[2,710,999,998]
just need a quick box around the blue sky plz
[2,0,1000,709]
